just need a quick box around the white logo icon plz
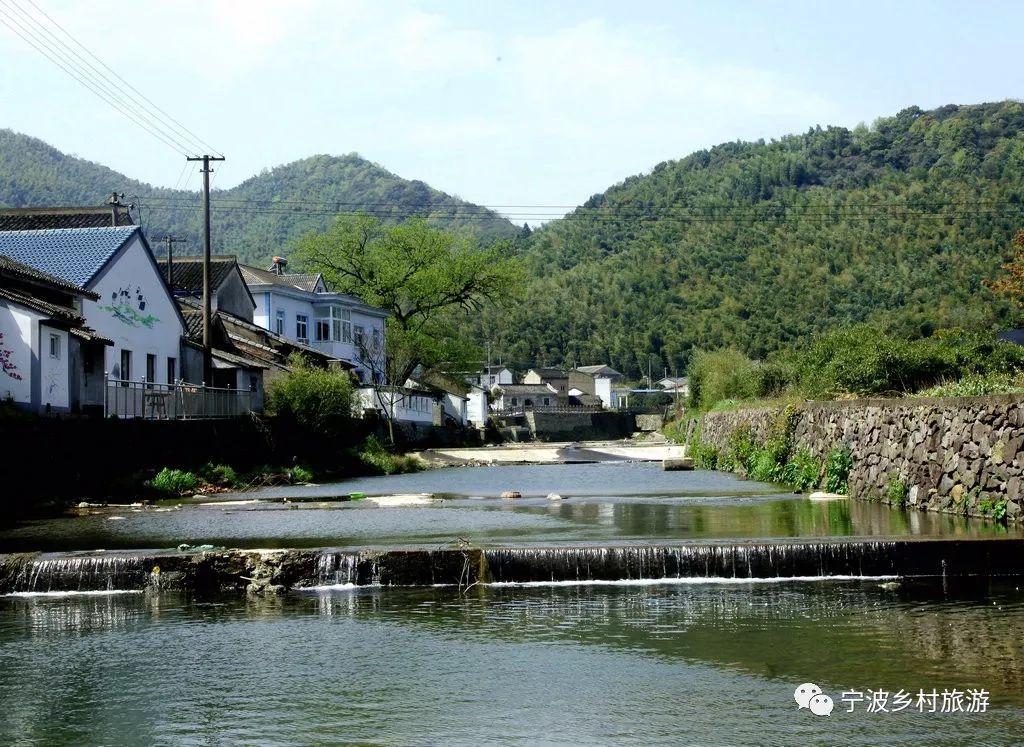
[809,693,835,716]
[794,683,822,710]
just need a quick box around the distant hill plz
[474,101,1024,379]
[0,130,518,264]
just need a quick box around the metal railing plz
[492,404,605,418]
[104,376,253,420]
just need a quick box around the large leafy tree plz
[295,215,523,385]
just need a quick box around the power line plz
[22,0,221,157]
[0,0,198,155]
[0,0,218,157]
[0,9,187,154]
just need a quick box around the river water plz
[0,463,1015,552]
[1,462,1022,744]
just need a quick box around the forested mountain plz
[475,101,1024,379]
[0,130,518,263]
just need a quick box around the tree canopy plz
[295,215,523,383]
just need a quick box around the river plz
[1,462,1021,745]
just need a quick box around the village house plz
[240,257,387,384]
[491,383,558,412]
[0,226,187,390]
[0,255,111,414]
[469,365,513,388]
[657,376,690,398]
[569,365,624,409]
[158,254,257,322]
[522,367,569,398]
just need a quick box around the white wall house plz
[0,227,186,390]
[466,385,489,429]
[241,263,387,383]
[358,385,437,425]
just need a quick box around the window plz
[371,327,381,353]
[48,333,61,359]
[314,306,351,342]
[543,397,551,406]
[146,354,156,386]
[167,357,176,384]
[120,349,132,385]
[354,324,364,347]
[511,397,518,406]
[275,309,285,335]
[249,375,258,393]
[295,314,309,342]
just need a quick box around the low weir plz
[3,538,1024,595]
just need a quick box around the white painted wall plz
[85,235,185,384]
[39,324,69,411]
[358,386,435,424]
[0,301,35,405]
[467,388,488,427]
[595,377,617,409]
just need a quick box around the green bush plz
[151,468,199,495]
[290,465,314,483]
[687,349,762,410]
[824,446,853,494]
[886,475,908,508]
[359,436,422,475]
[690,442,719,469]
[200,463,238,487]
[747,448,784,483]
[783,450,822,493]
[791,326,1024,399]
[265,354,356,436]
[916,372,1024,398]
[978,497,1008,523]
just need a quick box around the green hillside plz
[0,130,518,264]
[476,101,1024,379]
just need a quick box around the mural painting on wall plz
[99,285,160,328]
[0,331,23,380]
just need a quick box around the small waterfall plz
[4,554,149,593]
[315,552,361,586]
[311,551,381,587]
[481,541,911,584]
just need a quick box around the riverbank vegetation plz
[685,326,1024,411]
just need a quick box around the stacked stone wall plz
[700,396,1024,521]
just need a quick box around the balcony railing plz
[104,377,254,420]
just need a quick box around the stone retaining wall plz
[700,395,1024,522]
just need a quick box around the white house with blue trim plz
[0,226,187,387]
[240,260,388,383]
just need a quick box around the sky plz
[1,0,1023,221]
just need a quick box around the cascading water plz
[5,554,149,593]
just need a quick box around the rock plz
[663,458,694,471]
[878,581,902,591]
[808,491,847,501]
[500,491,522,500]
[547,493,564,501]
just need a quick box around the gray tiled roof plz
[0,226,139,287]
[157,255,240,293]
[0,206,134,231]
[240,264,323,292]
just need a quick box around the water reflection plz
[0,493,1012,553]
[1,581,1022,746]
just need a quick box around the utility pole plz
[186,155,225,384]
[160,235,187,287]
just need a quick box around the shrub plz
[290,465,314,483]
[359,436,422,476]
[824,446,853,495]
[690,442,719,469]
[687,348,762,410]
[265,354,356,436]
[978,497,1008,523]
[783,450,822,493]
[916,372,1024,398]
[150,468,199,495]
[747,448,784,483]
[200,463,238,487]
[886,475,908,508]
